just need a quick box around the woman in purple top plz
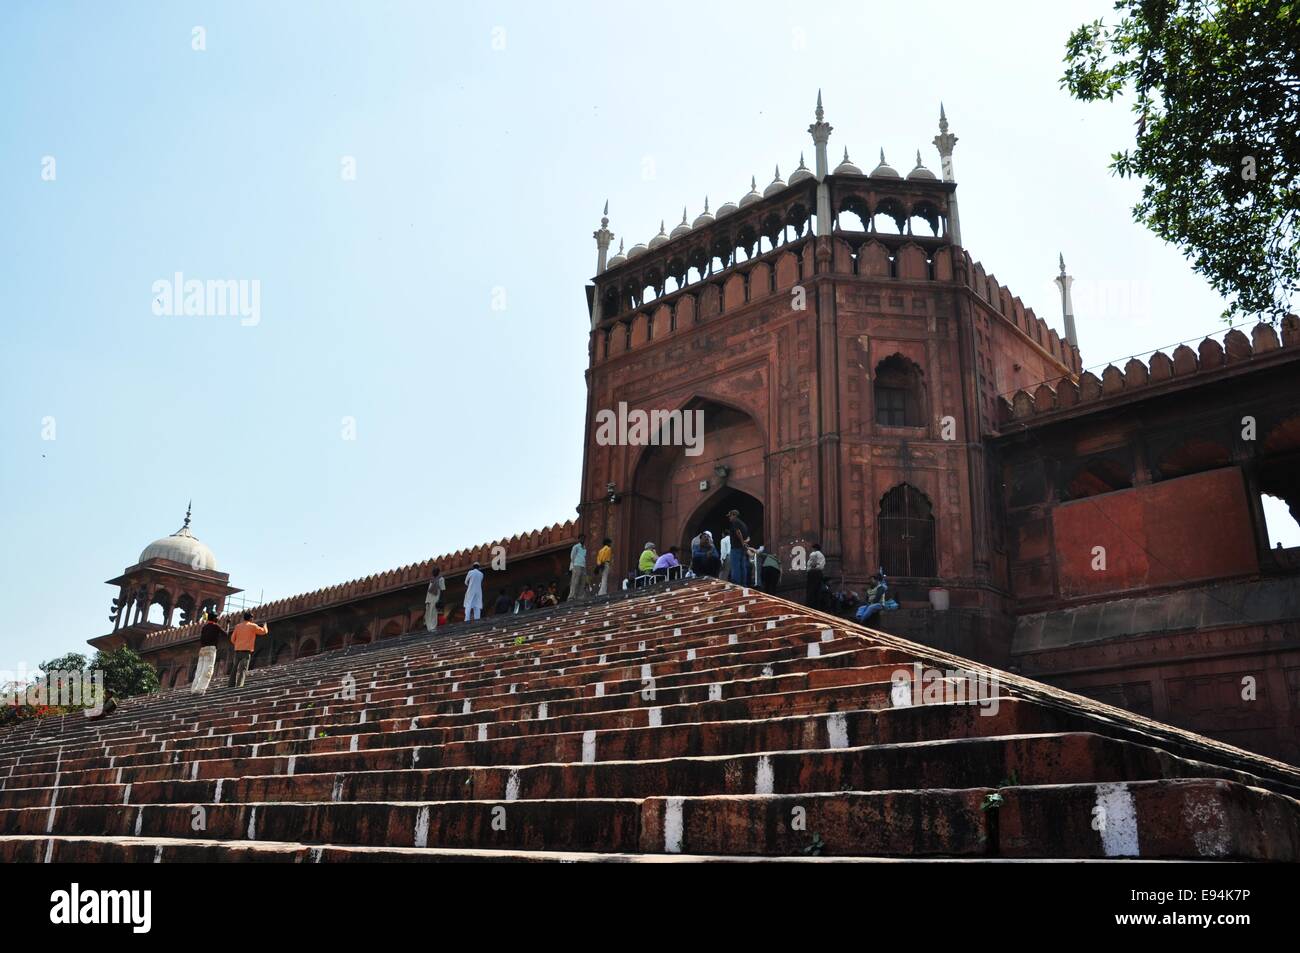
[653,546,681,579]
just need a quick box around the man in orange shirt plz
[227,611,268,688]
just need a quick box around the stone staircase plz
[2,578,1298,862]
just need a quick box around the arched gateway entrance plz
[686,488,764,553]
[628,397,765,567]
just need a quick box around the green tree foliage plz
[92,647,160,698]
[38,652,89,676]
[40,647,159,700]
[1062,0,1299,320]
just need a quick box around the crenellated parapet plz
[964,251,1081,374]
[997,317,1300,427]
[139,519,579,650]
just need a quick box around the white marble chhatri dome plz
[139,505,217,571]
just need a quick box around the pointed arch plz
[627,394,768,573]
[873,353,926,427]
[878,484,937,577]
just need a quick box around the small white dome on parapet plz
[692,198,715,228]
[670,209,692,239]
[648,221,670,249]
[789,154,814,184]
[763,165,786,197]
[870,149,901,179]
[739,175,762,208]
[607,239,627,268]
[833,148,862,175]
[907,150,937,180]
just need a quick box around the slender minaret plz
[932,103,962,246]
[808,90,833,237]
[594,200,613,274]
[591,201,613,328]
[1054,253,1079,348]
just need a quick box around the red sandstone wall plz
[979,305,1068,434]
[1036,628,1300,764]
[835,294,976,580]
[1052,468,1259,598]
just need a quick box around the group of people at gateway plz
[424,509,899,631]
[419,536,619,631]
[180,516,900,696]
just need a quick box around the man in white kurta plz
[424,570,446,631]
[568,537,588,601]
[463,563,484,621]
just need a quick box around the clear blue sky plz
[2,0,1296,668]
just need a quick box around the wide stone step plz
[1,732,1265,811]
[6,779,1293,859]
[0,675,929,790]
[0,593,764,752]
[0,640,905,775]
[0,834,1095,863]
[2,694,1037,792]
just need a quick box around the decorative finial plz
[932,104,958,172]
[1055,252,1078,347]
[703,196,710,212]
[880,148,887,163]
[843,147,850,162]
[681,207,688,224]
[751,175,757,190]
[916,149,924,167]
[600,199,609,228]
[183,501,192,529]
[808,90,833,158]
[617,238,624,253]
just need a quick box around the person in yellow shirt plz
[595,538,613,595]
[227,611,268,688]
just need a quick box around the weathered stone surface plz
[7,581,1299,861]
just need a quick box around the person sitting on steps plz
[855,571,899,625]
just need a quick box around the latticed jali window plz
[877,483,937,577]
